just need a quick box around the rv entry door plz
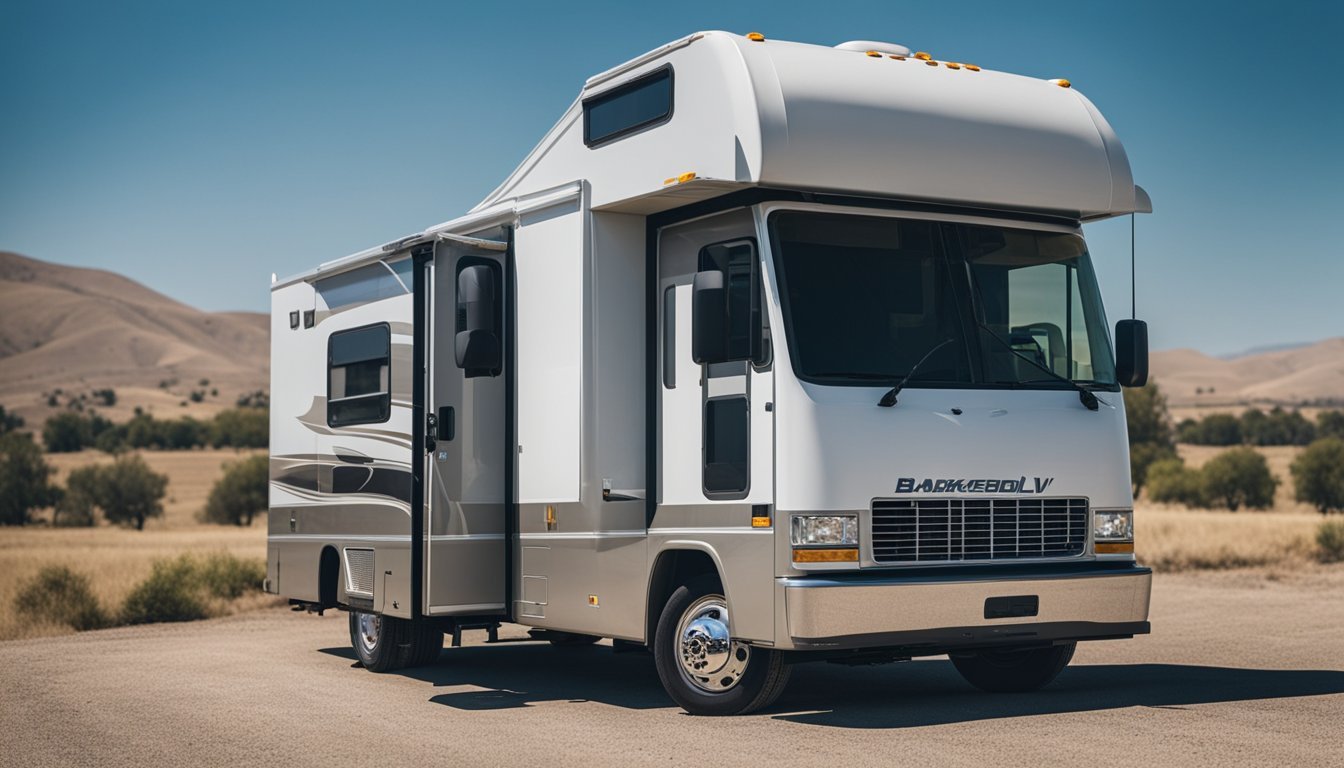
[423,233,509,617]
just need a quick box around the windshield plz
[768,210,1117,389]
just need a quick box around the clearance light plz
[677,171,697,183]
[889,54,906,60]
[965,64,981,71]
[914,51,932,60]
[925,60,938,66]
[945,62,962,69]
[751,516,772,528]
[793,548,859,564]
[1050,78,1072,88]
[747,32,765,42]
[865,50,882,58]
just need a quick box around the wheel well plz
[318,546,340,608]
[645,549,722,645]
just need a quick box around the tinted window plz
[704,396,748,495]
[329,324,391,427]
[584,67,672,147]
[698,240,762,363]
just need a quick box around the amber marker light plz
[1050,78,1072,88]
[914,51,932,60]
[793,548,859,563]
[945,62,962,69]
[925,60,939,66]
[751,516,772,528]
[964,64,981,71]
[1091,540,1134,554]
[889,55,906,60]
[747,32,765,42]
[865,50,881,58]
[677,171,697,183]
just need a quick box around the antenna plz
[1130,213,1136,320]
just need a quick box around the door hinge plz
[425,412,437,453]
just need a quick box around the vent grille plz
[871,497,1088,564]
[343,548,376,596]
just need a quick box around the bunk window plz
[583,66,673,147]
[328,324,391,427]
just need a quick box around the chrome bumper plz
[781,563,1152,652]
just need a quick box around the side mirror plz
[691,270,727,364]
[1115,319,1149,388]
[455,264,501,377]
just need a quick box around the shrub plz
[1241,407,1315,446]
[1146,458,1207,507]
[201,454,268,526]
[97,454,169,530]
[92,388,117,407]
[188,390,205,404]
[1176,413,1243,446]
[1124,382,1175,448]
[197,552,265,598]
[1292,438,1344,514]
[235,390,269,409]
[0,432,59,525]
[1318,520,1344,563]
[14,566,109,631]
[1200,447,1277,511]
[120,557,209,624]
[1130,442,1178,497]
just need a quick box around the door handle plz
[425,406,455,453]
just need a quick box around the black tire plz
[653,577,791,716]
[348,611,443,672]
[951,642,1076,693]
[349,610,402,673]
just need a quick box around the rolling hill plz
[1151,337,1344,407]
[0,252,268,428]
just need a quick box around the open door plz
[422,232,510,616]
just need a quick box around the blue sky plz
[2,0,1340,355]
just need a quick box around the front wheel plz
[348,611,444,672]
[653,577,791,715]
[951,642,1076,693]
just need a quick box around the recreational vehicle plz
[267,31,1155,715]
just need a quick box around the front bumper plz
[781,562,1151,653]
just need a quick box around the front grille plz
[871,497,1088,563]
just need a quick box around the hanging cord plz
[1130,213,1136,320]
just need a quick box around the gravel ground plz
[2,569,1342,768]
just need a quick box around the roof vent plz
[835,40,912,57]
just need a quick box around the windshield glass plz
[769,210,1117,389]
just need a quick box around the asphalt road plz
[3,570,1343,768]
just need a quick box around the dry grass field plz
[0,449,269,641]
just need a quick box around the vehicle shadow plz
[318,644,1344,727]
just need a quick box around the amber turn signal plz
[1095,542,1134,555]
[793,548,859,563]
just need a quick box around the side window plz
[698,239,764,364]
[583,66,673,147]
[704,396,749,496]
[328,324,391,427]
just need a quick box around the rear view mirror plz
[455,264,501,377]
[1115,319,1148,387]
[692,270,727,364]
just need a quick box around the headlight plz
[1093,510,1134,542]
[791,514,858,546]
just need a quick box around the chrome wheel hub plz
[356,611,381,654]
[676,596,750,693]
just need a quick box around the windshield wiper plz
[976,325,1102,411]
[877,338,955,407]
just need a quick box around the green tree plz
[201,454,268,526]
[0,432,60,525]
[0,405,24,435]
[1146,458,1207,507]
[1124,382,1175,448]
[210,408,268,448]
[1292,438,1344,514]
[1317,411,1344,441]
[1176,413,1242,446]
[1200,447,1278,511]
[43,411,92,452]
[97,454,169,530]
[1130,442,1178,497]
[54,464,101,527]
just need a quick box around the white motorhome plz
[267,31,1154,715]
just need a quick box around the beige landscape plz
[1151,338,1344,408]
[0,251,269,429]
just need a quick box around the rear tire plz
[951,642,1076,693]
[653,577,791,716]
